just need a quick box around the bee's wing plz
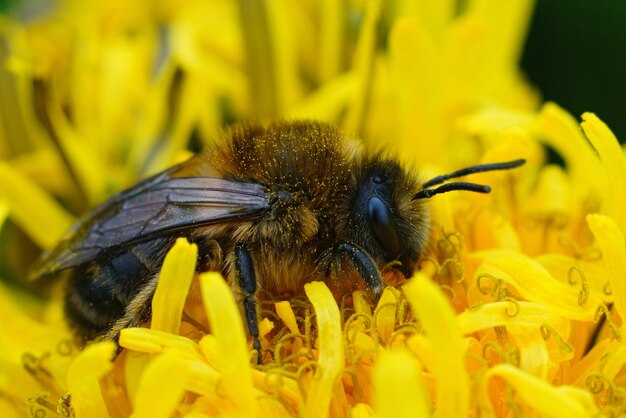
[30,173,271,278]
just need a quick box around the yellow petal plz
[403,273,469,418]
[508,325,549,379]
[373,349,430,418]
[151,238,198,334]
[537,103,604,201]
[0,161,74,249]
[458,301,569,336]
[587,214,626,324]
[484,364,592,418]
[472,251,602,320]
[119,328,202,361]
[581,113,626,233]
[131,354,190,418]
[602,345,626,381]
[66,341,116,418]
[374,287,397,344]
[351,403,376,418]
[302,281,344,418]
[250,369,302,410]
[536,254,610,304]
[199,272,256,417]
[353,290,373,317]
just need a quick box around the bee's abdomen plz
[64,240,167,340]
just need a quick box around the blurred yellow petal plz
[46,102,110,204]
[266,0,303,113]
[302,281,344,418]
[373,349,430,418]
[199,272,257,417]
[131,354,190,418]
[0,199,8,229]
[0,160,74,248]
[587,214,626,325]
[389,18,442,166]
[66,341,116,418]
[404,273,469,418]
[151,238,198,334]
[288,72,358,121]
[344,0,383,135]
[468,0,535,68]
[318,0,343,83]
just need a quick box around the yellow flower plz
[1,1,626,418]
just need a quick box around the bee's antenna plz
[421,159,526,189]
[413,159,526,201]
[413,182,490,200]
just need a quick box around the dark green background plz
[522,0,626,141]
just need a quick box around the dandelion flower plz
[1,1,625,418]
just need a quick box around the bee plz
[31,121,524,361]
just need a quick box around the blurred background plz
[2,0,625,140]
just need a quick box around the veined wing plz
[31,174,270,278]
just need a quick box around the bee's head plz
[342,158,429,278]
[341,157,526,278]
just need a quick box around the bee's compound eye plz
[367,196,401,256]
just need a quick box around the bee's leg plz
[234,244,262,364]
[334,241,384,301]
